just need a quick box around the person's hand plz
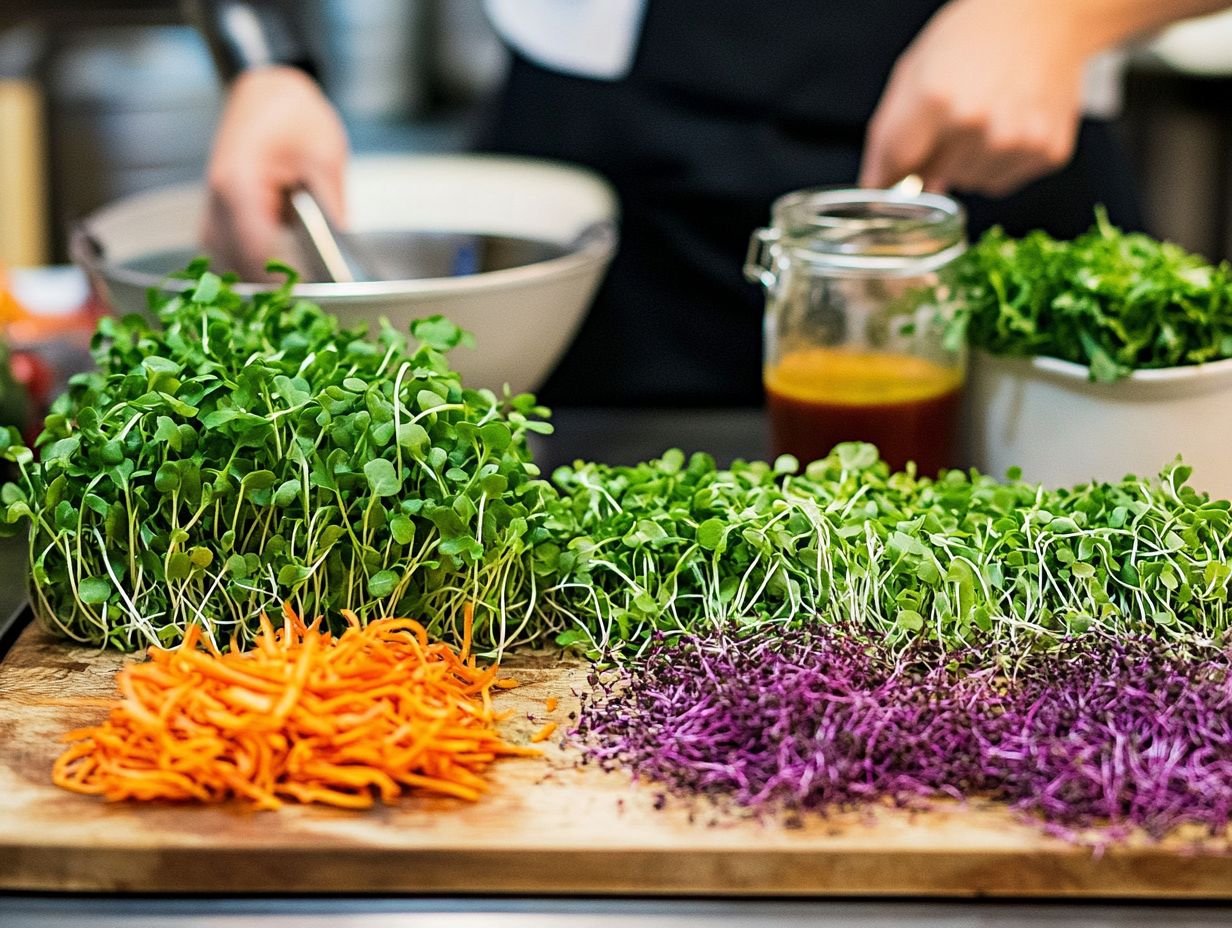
[859,0,1093,198]
[203,66,349,280]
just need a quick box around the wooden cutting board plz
[1,619,1230,897]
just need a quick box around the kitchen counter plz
[3,409,1232,923]
[1,272,1230,924]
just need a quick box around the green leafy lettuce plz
[947,209,1232,381]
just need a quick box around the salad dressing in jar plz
[746,188,967,474]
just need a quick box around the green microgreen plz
[538,445,1232,658]
[0,261,552,655]
[4,258,1232,662]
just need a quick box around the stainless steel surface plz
[312,0,430,123]
[286,185,373,283]
[2,897,1231,927]
[44,25,221,261]
[71,156,619,396]
[108,231,573,290]
[72,156,616,296]
[892,174,925,198]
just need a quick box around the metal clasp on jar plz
[744,227,782,291]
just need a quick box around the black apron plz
[480,1,1143,407]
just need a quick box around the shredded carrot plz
[544,696,559,714]
[530,721,557,744]
[52,606,539,810]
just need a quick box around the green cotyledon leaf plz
[0,262,549,654]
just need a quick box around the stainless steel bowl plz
[73,154,618,396]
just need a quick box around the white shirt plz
[483,0,648,81]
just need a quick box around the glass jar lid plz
[754,187,966,278]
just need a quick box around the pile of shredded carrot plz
[52,604,538,809]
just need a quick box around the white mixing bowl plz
[73,154,618,396]
[968,350,1232,499]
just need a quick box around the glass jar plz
[745,187,967,475]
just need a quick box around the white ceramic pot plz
[73,154,618,397]
[967,350,1232,499]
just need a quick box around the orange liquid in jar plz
[765,348,963,475]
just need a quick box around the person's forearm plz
[861,0,1232,194]
[187,0,347,279]
[1056,0,1232,55]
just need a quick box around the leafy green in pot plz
[0,262,553,653]
[947,209,1232,381]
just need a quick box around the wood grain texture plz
[1,622,1230,897]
